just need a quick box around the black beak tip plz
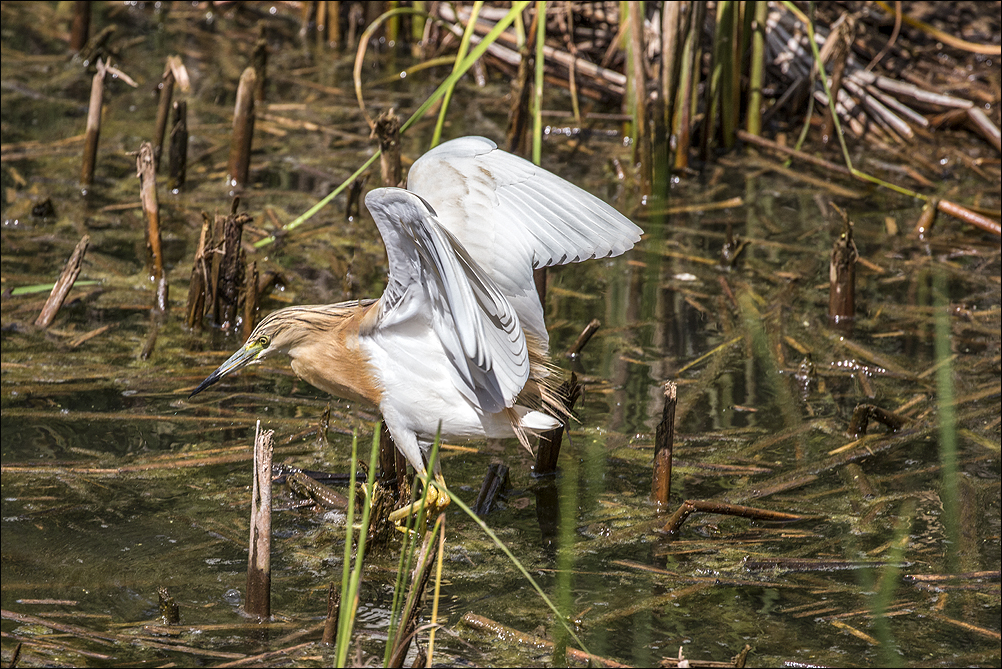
[189,371,221,399]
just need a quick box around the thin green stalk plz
[335,428,381,667]
[532,1,546,166]
[719,0,738,148]
[552,448,578,665]
[745,0,767,135]
[334,432,360,663]
[447,491,592,657]
[426,515,447,666]
[872,499,915,667]
[513,6,526,48]
[432,1,484,148]
[411,1,426,47]
[384,432,442,666]
[934,271,959,573]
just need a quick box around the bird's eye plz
[256,336,269,348]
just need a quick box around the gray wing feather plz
[406,136,642,343]
[364,188,529,413]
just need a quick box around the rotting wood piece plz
[847,403,905,437]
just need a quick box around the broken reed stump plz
[252,27,268,103]
[185,201,253,332]
[828,207,857,331]
[153,64,176,170]
[69,0,90,52]
[167,100,187,190]
[215,206,251,331]
[246,421,274,620]
[534,373,582,476]
[157,586,180,625]
[914,198,939,241]
[505,8,537,157]
[651,381,677,513]
[345,174,368,221]
[373,108,402,187]
[137,142,167,315]
[321,581,341,646]
[227,67,257,191]
[80,58,108,191]
[566,318,600,359]
[35,235,90,328]
[185,214,211,330]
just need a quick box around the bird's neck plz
[286,302,383,407]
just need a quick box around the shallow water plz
[2,3,1000,667]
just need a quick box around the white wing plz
[406,136,643,344]
[364,187,529,413]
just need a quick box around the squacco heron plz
[190,136,642,518]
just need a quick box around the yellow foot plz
[388,477,451,524]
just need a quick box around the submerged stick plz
[80,59,108,191]
[651,381,677,512]
[847,404,905,437]
[461,613,631,668]
[662,499,808,535]
[937,199,1001,237]
[227,67,258,190]
[246,421,274,620]
[35,235,90,328]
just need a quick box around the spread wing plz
[364,187,529,413]
[406,136,643,344]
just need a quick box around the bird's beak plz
[189,340,264,398]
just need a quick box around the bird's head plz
[189,306,331,398]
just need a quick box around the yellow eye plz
[256,336,269,348]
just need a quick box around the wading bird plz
[191,137,642,517]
